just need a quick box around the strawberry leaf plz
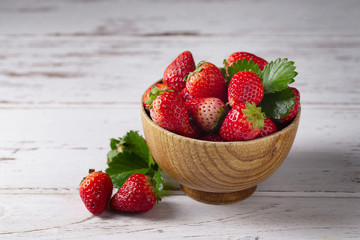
[226,59,262,83]
[258,88,296,119]
[261,58,297,93]
[106,131,163,194]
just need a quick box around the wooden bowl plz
[140,85,300,204]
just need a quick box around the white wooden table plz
[1,0,359,239]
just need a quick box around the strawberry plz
[110,173,157,213]
[185,97,227,132]
[179,87,194,102]
[200,133,224,142]
[143,83,173,109]
[228,71,264,107]
[226,52,268,70]
[186,61,226,101]
[256,118,278,138]
[79,169,113,215]
[163,51,196,92]
[279,87,300,123]
[182,122,201,139]
[220,102,265,141]
[149,91,192,137]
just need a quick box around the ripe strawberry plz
[180,87,194,102]
[185,97,227,132]
[226,52,268,70]
[256,118,278,138]
[182,122,201,139]
[200,133,224,142]
[143,83,173,109]
[110,173,157,213]
[279,87,300,123]
[149,91,192,137]
[220,102,265,141]
[186,61,226,101]
[163,51,196,92]
[228,71,264,107]
[79,169,113,215]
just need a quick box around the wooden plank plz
[1,0,360,36]
[1,106,358,194]
[0,194,359,239]
[1,34,359,105]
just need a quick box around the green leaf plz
[121,130,152,163]
[261,58,298,93]
[110,138,120,150]
[151,166,164,201]
[258,88,296,120]
[105,131,164,196]
[226,59,262,83]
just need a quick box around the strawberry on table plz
[220,102,265,141]
[110,173,158,213]
[79,169,113,215]
[256,118,278,138]
[226,52,268,70]
[185,97,227,133]
[228,71,264,107]
[163,51,196,92]
[186,61,226,101]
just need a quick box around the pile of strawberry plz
[79,131,163,215]
[143,51,300,141]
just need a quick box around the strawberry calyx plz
[145,86,173,110]
[242,102,265,130]
[184,60,205,81]
[210,105,228,132]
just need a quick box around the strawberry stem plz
[184,60,205,81]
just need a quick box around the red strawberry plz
[186,61,226,101]
[200,133,224,142]
[256,118,277,138]
[182,122,202,139]
[163,51,196,92]
[220,102,265,141]
[79,169,113,215]
[226,52,268,70]
[149,91,192,137]
[279,87,300,123]
[228,71,264,107]
[180,87,194,102]
[110,173,157,213]
[185,97,227,132]
[143,83,173,109]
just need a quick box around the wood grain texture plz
[0,194,359,239]
[1,0,360,238]
[141,100,300,203]
[0,35,359,106]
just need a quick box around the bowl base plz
[181,185,257,205]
